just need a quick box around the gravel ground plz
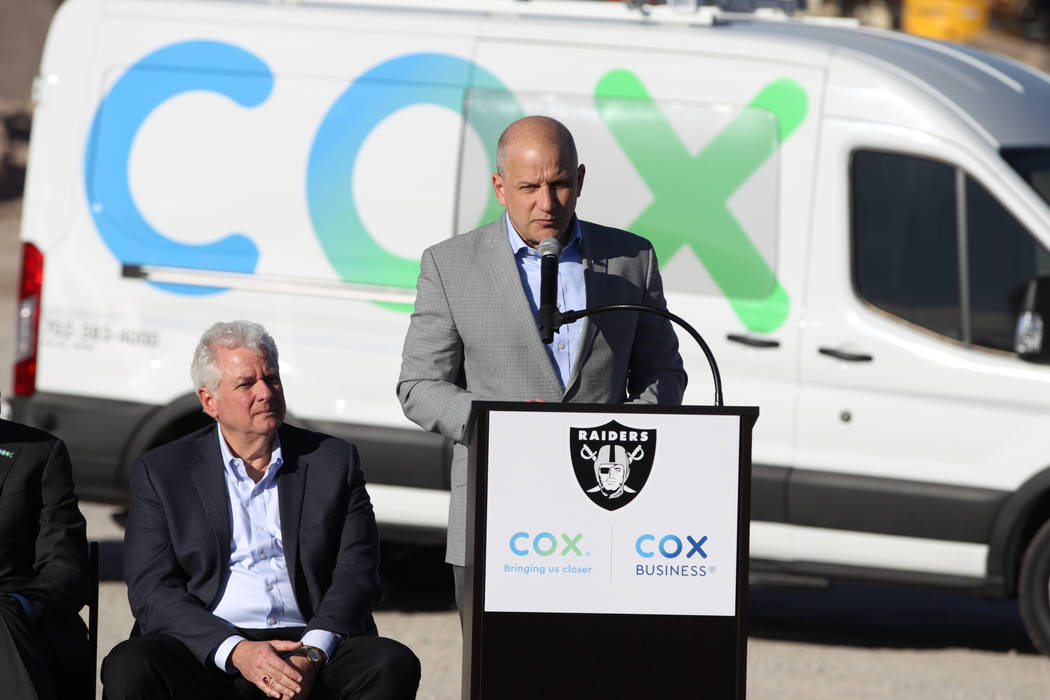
[87,577,1050,700]
[79,502,1050,700]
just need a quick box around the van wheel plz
[1019,518,1050,655]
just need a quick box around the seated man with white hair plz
[102,320,419,700]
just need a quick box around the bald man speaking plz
[397,116,687,610]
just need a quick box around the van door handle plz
[727,334,780,349]
[818,347,874,362]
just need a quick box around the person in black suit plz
[0,414,92,700]
[101,321,419,700]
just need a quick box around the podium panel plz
[464,402,757,699]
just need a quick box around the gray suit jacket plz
[397,217,687,565]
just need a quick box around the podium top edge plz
[469,401,759,417]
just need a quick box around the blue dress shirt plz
[506,213,586,388]
[211,427,340,670]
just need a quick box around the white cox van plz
[11,0,1050,652]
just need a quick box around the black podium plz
[463,401,758,699]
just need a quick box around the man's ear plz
[492,172,507,206]
[198,386,219,419]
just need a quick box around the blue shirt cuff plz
[301,630,342,662]
[214,634,247,672]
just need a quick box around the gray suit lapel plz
[484,219,563,393]
[190,435,232,566]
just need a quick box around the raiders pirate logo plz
[570,420,656,511]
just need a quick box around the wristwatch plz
[283,645,328,669]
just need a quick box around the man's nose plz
[537,185,554,211]
[254,380,273,400]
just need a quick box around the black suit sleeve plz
[0,434,91,616]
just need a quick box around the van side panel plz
[23,3,496,497]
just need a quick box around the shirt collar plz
[216,424,283,483]
[505,212,582,257]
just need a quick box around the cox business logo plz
[635,533,707,559]
[84,40,808,331]
[635,533,710,578]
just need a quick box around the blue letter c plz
[84,41,271,294]
[510,531,529,556]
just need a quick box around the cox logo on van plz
[635,533,708,559]
[84,40,807,331]
[509,531,585,557]
[306,53,517,292]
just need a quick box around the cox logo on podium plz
[636,533,708,559]
[570,420,656,510]
[509,531,585,557]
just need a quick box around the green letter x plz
[595,71,807,332]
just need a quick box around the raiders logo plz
[570,420,656,511]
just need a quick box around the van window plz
[852,150,1050,352]
[852,151,961,340]
[1002,147,1050,207]
[967,177,1050,350]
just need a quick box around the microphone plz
[537,238,562,344]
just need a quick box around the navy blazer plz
[123,423,381,665]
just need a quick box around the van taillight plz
[14,242,43,396]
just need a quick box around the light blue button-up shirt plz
[211,426,340,671]
[507,213,586,388]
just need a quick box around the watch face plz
[305,648,322,663]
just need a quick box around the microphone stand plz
[553,304,724,407]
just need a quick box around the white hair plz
[190,320,279,395]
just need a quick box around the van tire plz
[1018,518,1050,654]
